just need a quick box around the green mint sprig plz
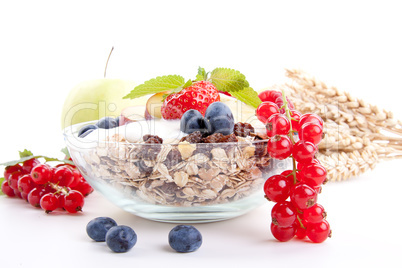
[122,67,262,108]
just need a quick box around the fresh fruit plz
[180,109,206,134]
[161,81,220,120]
[256,101,280,124]
[1,180,15,197]
[61,79,139,129]
[261,90,331,243]
[119,106,147,125]
[258,89,294,113]
[145,92,168,119]
[106,225,137,253]
[78,124,98,138]
[63,190,85,213]
[31,164,53,184]
[168,225,202,253]
[86,217,118,242]
[203,102,235,135]
[96,117,118,129]
[40,193,59,213]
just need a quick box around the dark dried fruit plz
[164,148,182,169]
[202,133,224,143]
[234,122,255,137]
[136,160,153,176]
[180,131,203,143]
[143,135,163,144]
[220,133,238,143]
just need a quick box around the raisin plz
[164,148,182,169]
[202,133,224,143]
[143,135,163,144]
[180,131,203,143]
[220,133,238,143]
[234,122,255,137]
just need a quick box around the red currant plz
[306,219,331,243]
[297,158,320,172]
[270,222,296,242]
[289,110,302,132]
[300,122,323,145]
[4,164,23,180]
[40,193,59,213]
[22,158,40,174]
[28,187,46,208]
[264,174,292,202]
[266,114,291,137]
[301,163,327,187]
[31,164,52,185]
[256,101,280,124]
[267,135,293,160]
[258,90,282,103]
[292,140,317,164]
[69,169,82,188]
[17,174,35,194]
[275,96,295,113]
[63,190,84,213]
[7,172,21,190]
[290,183,318,210]
[299,113,324,128]
[295,218,308,239]
[303,204,327,223]
[53,166,74,187]
[72,179,93,197]
[271,201,297,227]
[1,180,16,197]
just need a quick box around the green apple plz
[61,79,148,129]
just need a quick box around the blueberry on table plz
[168,225,202,253]
[180,109,207,134]
[78,124,98,138]
[96,117,118,129]
[86,217,118,242]
[204,102,235,135]
[106,225,137,253]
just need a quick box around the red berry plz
[306,219,331,243]
[271,201,297,227]
[31,164,52,184]
[299,113,324,128]
[266,114,291,137]
[7,172,22,190]
[256,101,280,124]
[303,204,327,223]
[270,222,296,242]
[290,183,318,210]
[274,96,295,113]
[258,90,282,103]
[289,110,302,132]
[69,169,82,188]
[40,193,59,213]
[295,219,308,239]
[297,158,320,171]
[264,174,292,202]
[1,180,16,197]
[22,158,40,174]
[17,174,35,194]
[301,163,327,187]
[267,135,293,160]
[4,164,23,180]
[28,187,46,208]
[292,140,317,164]
[161,81,220,119]
[300,122,323,145]
[53,166,74,187]
[72,179,93,197]
[63,190,84,213]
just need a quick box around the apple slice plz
[120,105,147,125]
[145,92,168,119]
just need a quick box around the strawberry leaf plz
[196,67,207,81]
[229,87,262,109]
[123,75,186,100]
[209,68,249,92]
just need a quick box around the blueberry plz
[78,124,98,138]
[168,225,202,253]
[180,109,206,134]
[106,225,137,253]
[96,117,118,129]
[86,217,118,242]
[204,102,234,135]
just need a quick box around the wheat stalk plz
[269,69,402,181]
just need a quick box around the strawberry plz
[161,81,220,120]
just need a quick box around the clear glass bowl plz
[64,121,290,223]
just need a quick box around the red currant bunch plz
[1,158,93,214]
[258,90,331,243]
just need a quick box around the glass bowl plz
[63,121,290,223]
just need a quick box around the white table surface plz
[1,1,402,267]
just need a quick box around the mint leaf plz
[209,68,249,92]
[229,87,262,109]
[19,149,33,158]
[196,67,207,81]
[123,75,186,100]
[61,147,71,159]
[182,79,193,89]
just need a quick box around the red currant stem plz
[281,89,298,184]
[48,182,69,195]
[297,215,306,229]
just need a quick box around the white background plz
[1,1,402,267]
